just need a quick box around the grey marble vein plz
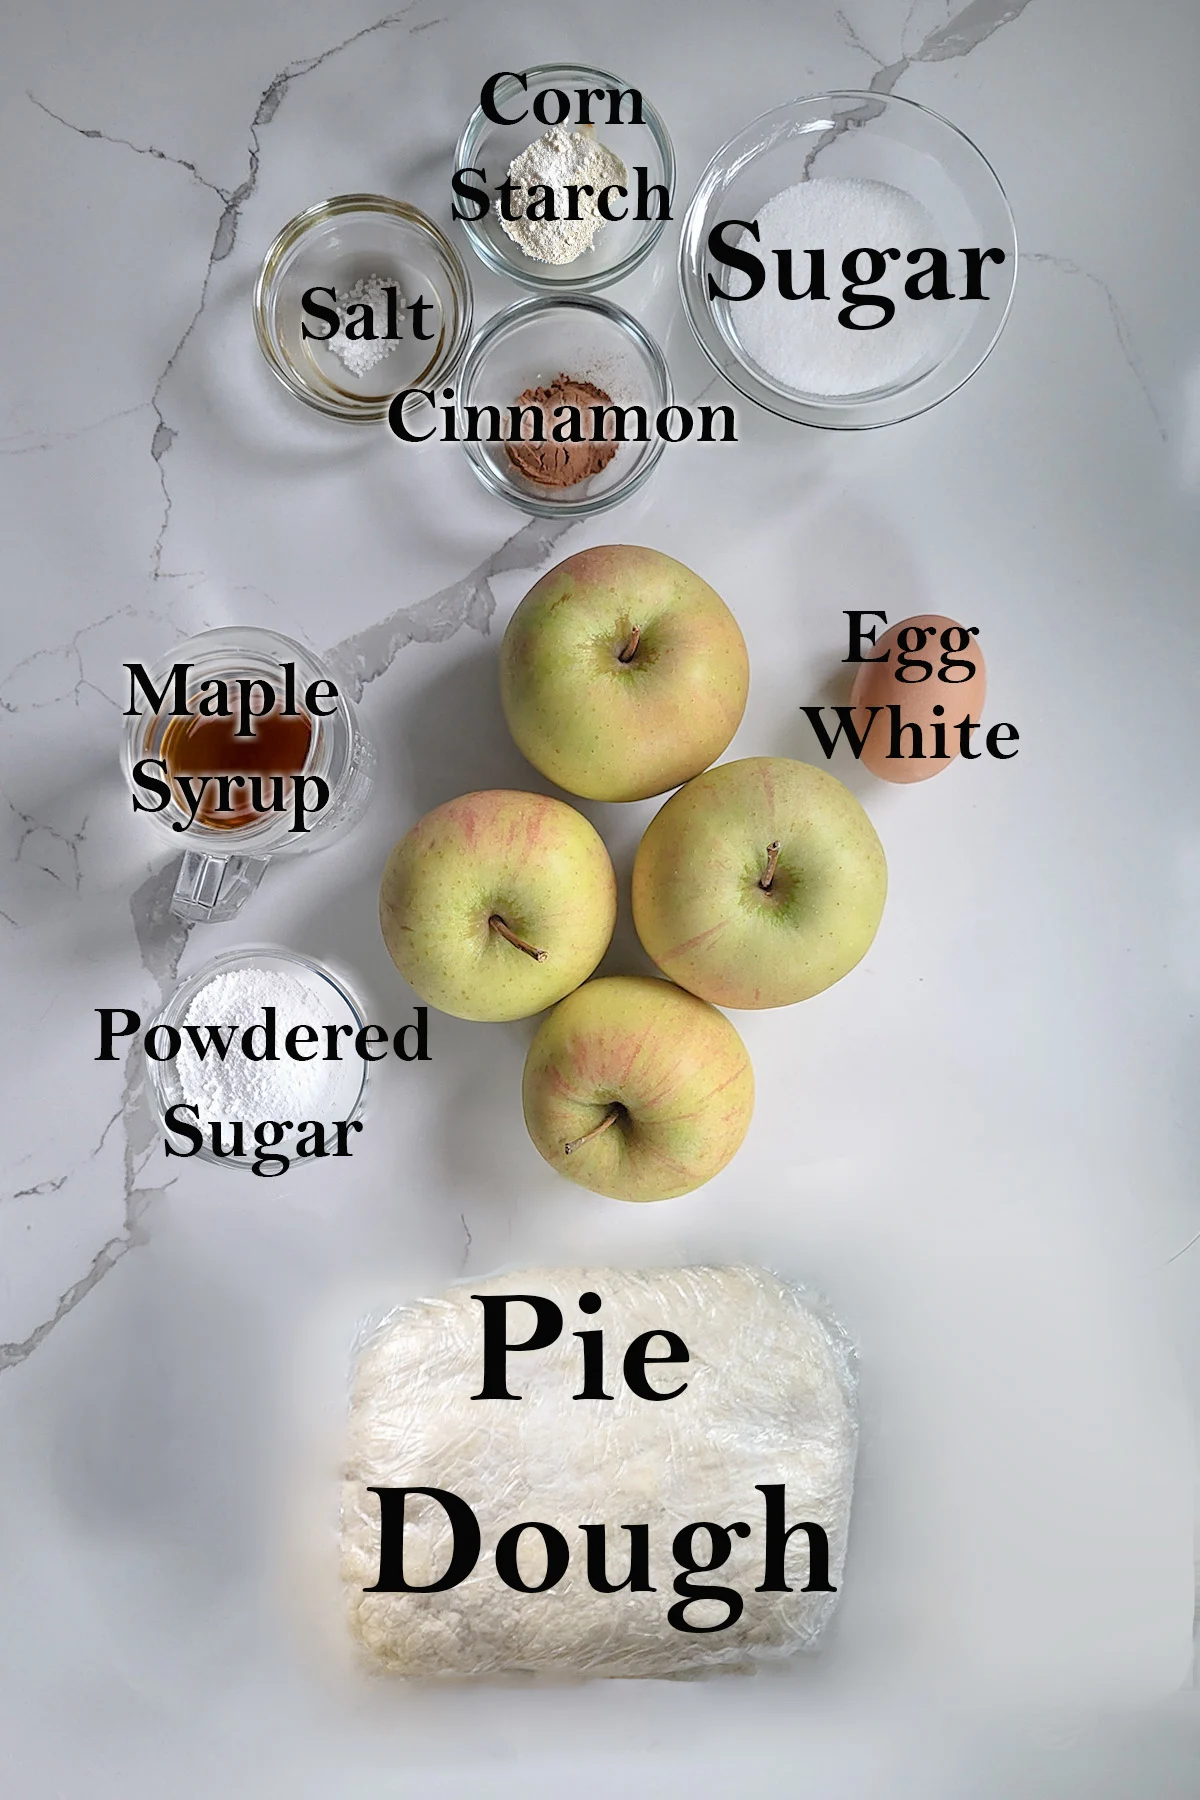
[1166,1227,1200,1267]
[0,1101,166,1372]
[898,0,925,57]
[825,0,1039,135]
[1,603,153,714]
[7,1175,69,1200]
[0,403,151,459]
[850,0,1038,86]
[916,0,1034,62]
[0,1216,137,1370]
[836,7,888,66]
[1025,253,1167,441]
[5,796,89,890]
[0,865,187,1368]
[26,93,230,199]
[325,515,578,698]
[129,858,193,995]
[1,1111,121,1212]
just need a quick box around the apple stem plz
[489,914,547,961]
[759,841,781,892]
[618,625,641,663]
[564,1103,623,1156]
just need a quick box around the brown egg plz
[849,614,987,784]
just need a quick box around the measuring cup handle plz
[169,849,269,923]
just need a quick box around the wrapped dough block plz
[341,1265,857,1679]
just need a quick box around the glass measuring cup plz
[121,626,375,923]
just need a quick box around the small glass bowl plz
[679,92,1017,429]
[455,64,674,291]
[144,947,369,1175]
[455,294,671,517]
[254,195,473,422]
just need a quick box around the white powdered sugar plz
[499,125,628,265]
[176,961,360,1126]
[733,176,952,397]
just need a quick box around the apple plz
[499,545,749,803]
[379,790,617,1022]
[521,974,754,1202]
[631,757,886,1009]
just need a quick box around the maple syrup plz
[161,706,313,830]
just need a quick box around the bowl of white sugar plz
[679,92,1017,428]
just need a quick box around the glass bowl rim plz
[144,943,370,1173]
[253,192,475,423]
[454,291,673,517]
[677,89,1018,430]
[454,61,676,293]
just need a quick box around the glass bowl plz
[454,63,674,291]
[144,946,369,1174]
[254,195,473,422]
[455,294,671,517]
[679,92,1017,429]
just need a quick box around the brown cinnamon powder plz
[505,374,618,489]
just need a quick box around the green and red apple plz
[631,757,886,1009]
[379,789,616,1022]
[500,545,749,803]
[521,974,755,1201]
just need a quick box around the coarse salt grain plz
[325,276,403,380]
[733,177,952,398]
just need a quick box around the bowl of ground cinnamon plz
[454,295,671,517]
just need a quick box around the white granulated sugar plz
[326,276,402,380]
[734,177,951,397]
[177,963,357,1126]
[500,126,628,265]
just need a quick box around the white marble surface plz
[2,0,1200,1793]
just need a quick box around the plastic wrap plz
[340,1265,857,1679]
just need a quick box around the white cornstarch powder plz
[326,276,403,380]
[734,177,951,397]
[499,125,628,265]
[176,961,361,1126]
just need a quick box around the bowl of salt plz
[679,92,1017,429]
[254,195,474,422]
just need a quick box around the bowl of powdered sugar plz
[455,64,674,292]
[144,948,369,1176]
[679,92,1017,428]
